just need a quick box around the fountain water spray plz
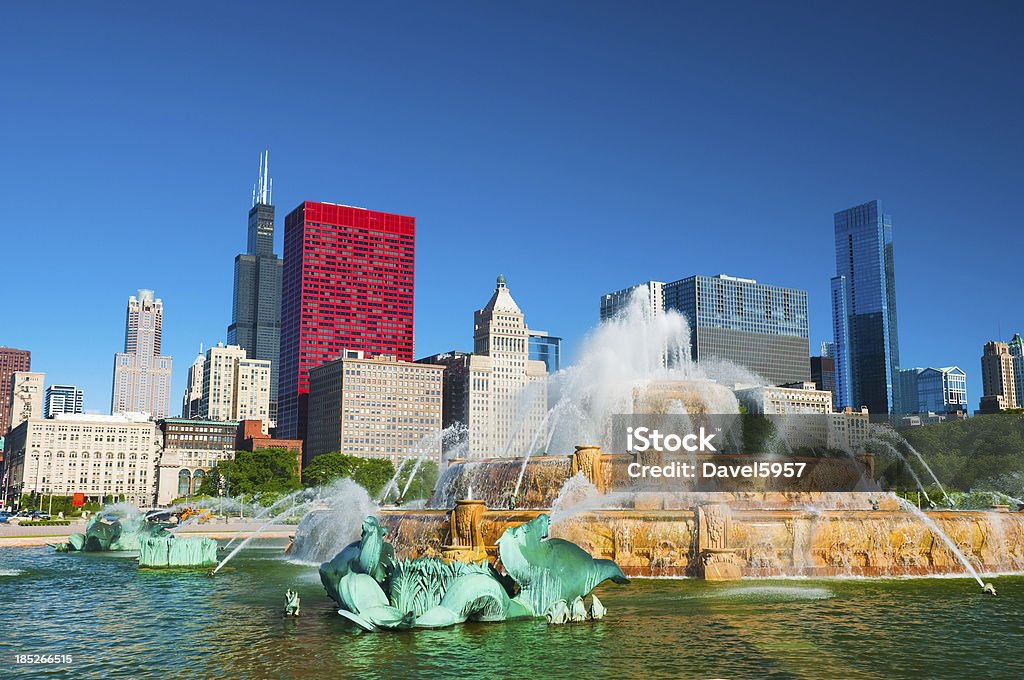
[892,495,985,587]
[288,478,378,564]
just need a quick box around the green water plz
[1,542,1021,679]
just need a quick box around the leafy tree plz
[302,451,363,486]
[395,461,440,502]
[197,448,301,497]
[301,451,396,498]
[352,459,396,498]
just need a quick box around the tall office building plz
[528,330,561,373]
[307,350,443,464]
[440,276,547,457]
[0,347,30,434]
[417,351,472,440]
[899,367,968,415]
[279,201,415,441]
[199,343,272,428]
[181,350,205,418]
[44,385,84,418]
[600,281,664,322]
[227,151,282,427]
[980,341,1017,413]
[9,372,44,430]
[111,289,173,418]
[1009,333,1024,409]
[830,200,901,414]
[663,274,810,386]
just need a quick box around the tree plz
[301,451,362,487]
[351,458,395,498]
[395,461,440,502]
[301,451,395,498]
[197,448,301,498]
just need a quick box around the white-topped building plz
[465,276,548,457]
[4,413,161,506]
[111,289,173,418]
[181,350,205,419]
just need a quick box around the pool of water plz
[1,541,1022,679]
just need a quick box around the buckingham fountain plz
[293,294,1024,608]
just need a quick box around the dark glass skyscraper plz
[228,151,282,426]
[830,200,901,414]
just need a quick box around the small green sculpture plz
[318,513,628,631]
[319,516,395,604]
[497,513,628,617]
[59,514,172,553]
[285,590,301,617]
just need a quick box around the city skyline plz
[3,4,1022,414]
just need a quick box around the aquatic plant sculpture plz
[318,514,628,631]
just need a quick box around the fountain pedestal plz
[442,499,489,564]
[572,446,606,493]
[699,548,744,581]
[696,503,742,580]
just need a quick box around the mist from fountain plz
[549,472,629,526]
[212,497,317,574]
[499,289,759,503]
[288,478,379,564]
[216,487,317,553]
[398,423,467,502]
[377,424,465,505]
[542,289,754,456]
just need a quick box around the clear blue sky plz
[2,2,1021,413]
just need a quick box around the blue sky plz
[2,2,1021,413]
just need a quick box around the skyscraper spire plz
[253,149,272,207]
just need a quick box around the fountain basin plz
[379,501,1024,578]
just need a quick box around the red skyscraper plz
[278,201,415,441]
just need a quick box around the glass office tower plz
[528,330,561,373]
[664,274,810,386]
[830,200,901,414]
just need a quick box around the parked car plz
[31,511,51,520]
[0,511,12,523]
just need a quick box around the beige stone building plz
[980,341,1017,412]
[466,276,548,457]
[5,413,161,506]
[9,371,45,431]
[111,289,173,418]
[198,343,272,430]
[307,350,444,465]
[155,418,238,505]
[735,382,868,452]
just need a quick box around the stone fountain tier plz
[432,447,875,509]
[379,503,1024,578]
